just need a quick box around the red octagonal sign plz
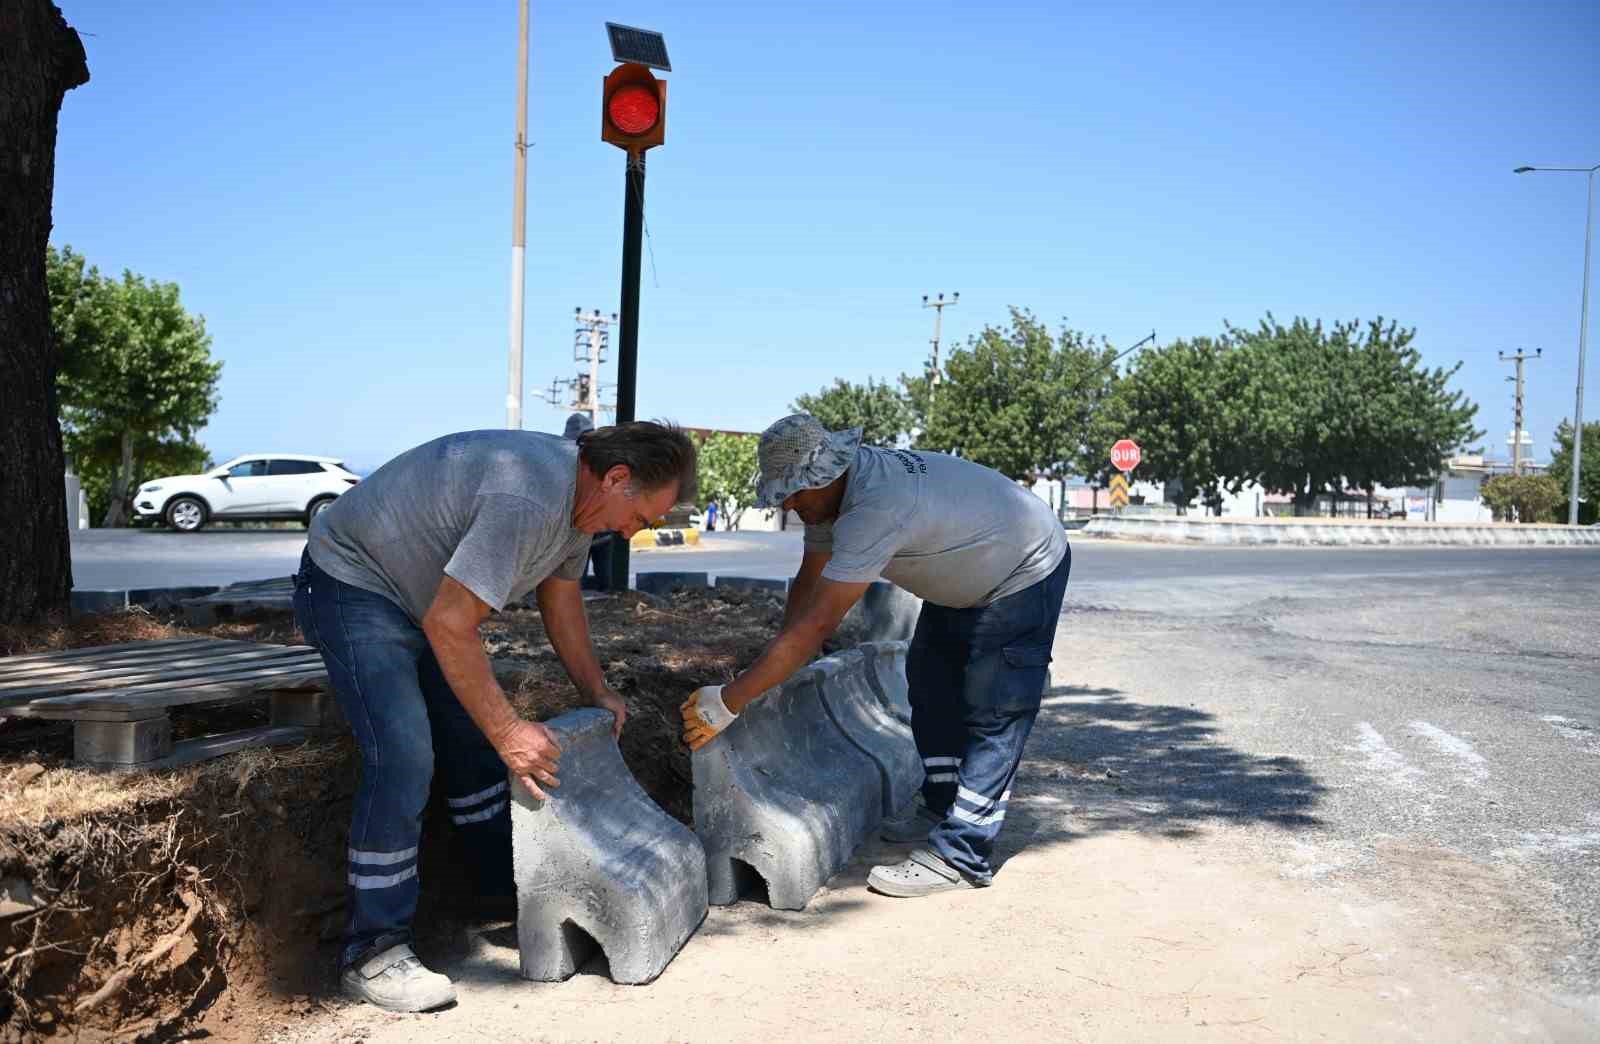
[1111,439,1142,473]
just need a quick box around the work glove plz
[681,685,738,751]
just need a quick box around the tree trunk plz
[0,2,88,624]
[101,429,133,527]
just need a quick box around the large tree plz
[694,432,760,526]
[791,377,911,447]
[49,245,222,526]
[915,309,1119,483]
[1116,336,1250,513]
[0,2,88,624]
[1548,419,1600,525]
[1227,315,1479,513]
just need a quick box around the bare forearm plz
[722,622,829,714]
[782,572,819,630]
[536,581,607,696]
[424,622,519,742]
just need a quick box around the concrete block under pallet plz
[692,665,881,910]
[511,709,706,985]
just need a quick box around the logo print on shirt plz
[892,450,927,475]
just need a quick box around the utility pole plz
[1499,348,1541,475]
[573,308,615,425]
[921,291,959,396]
[506,0,530,429]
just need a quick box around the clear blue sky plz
[50,0,1599,472]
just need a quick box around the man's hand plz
[681,685,738,751]
[491,719,563,799]
[588,686,628,741]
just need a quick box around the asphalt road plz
[1051,540,1600,1008]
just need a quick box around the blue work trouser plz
[906,545,1071,884]
[292,551,512,967]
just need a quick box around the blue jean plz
[906,545,1071,883]
[292,550,512,967]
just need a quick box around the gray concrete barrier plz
[511,708,707,985]
[1081,516,1600,547]
[691,664,881,910]
[859,640,913,726]
[70,586,221,616]
[840,581,922,642]
[713,575,789,594]
[813,651,921,817]
[633,571,710,597]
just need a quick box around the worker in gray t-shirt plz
[682,414,1070,898]
[296,422,696,1014]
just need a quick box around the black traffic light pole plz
[606,150,646,591]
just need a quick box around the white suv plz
[133,454,359,532]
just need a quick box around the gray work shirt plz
[306,430,592,623]
[804,447,1068,608]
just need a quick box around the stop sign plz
[1111,439,1141,473]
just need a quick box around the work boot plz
[880,801,943,844]
[341,942,456,1013]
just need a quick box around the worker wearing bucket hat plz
[682,414,1070,897]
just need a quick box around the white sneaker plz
[341,943,456,1013]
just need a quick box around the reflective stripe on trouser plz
[905,546,1070,883]
[293,550,512,967]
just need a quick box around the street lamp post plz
[1515,163,1598,525]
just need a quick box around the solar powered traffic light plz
[601,62,666,153]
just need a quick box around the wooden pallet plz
[0,637,336,770]
[181,576,296,626]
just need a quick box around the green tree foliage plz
[915,309,1119,483]
[1226,316,1480,512]
[1547,420,1600,525]
[48,246,223,525]
[1480,473,1563,523]
[791,377,911,447]
[694,432,760,524]
[1115,337,1248,513]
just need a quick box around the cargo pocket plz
[964,641,1052,715]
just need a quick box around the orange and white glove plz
[681,685,738,751]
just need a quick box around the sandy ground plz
[273,599,1600,1044]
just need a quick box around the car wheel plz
[165,496,208,532]
[306,496,337,528]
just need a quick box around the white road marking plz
[1407,721,1490,784]
[1354,723,1424,790]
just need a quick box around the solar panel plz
[605,23,671,72]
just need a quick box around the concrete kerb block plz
[511,708,707,985]
[691,665,881,910]
[69,590,129,616]
[634,571,710,597]
[859,640,913,725]
[714,575,789,595]
[813,651,921,817]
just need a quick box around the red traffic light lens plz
[607,83,659,135]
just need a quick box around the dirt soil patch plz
[0,587,835,1041]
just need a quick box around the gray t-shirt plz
[804,447,1067,608]
[307,430,592,623]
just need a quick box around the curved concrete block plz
[691,666,882,910]
[813,651,921,817]
[859,640,913,725]
[512,708,707,985]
